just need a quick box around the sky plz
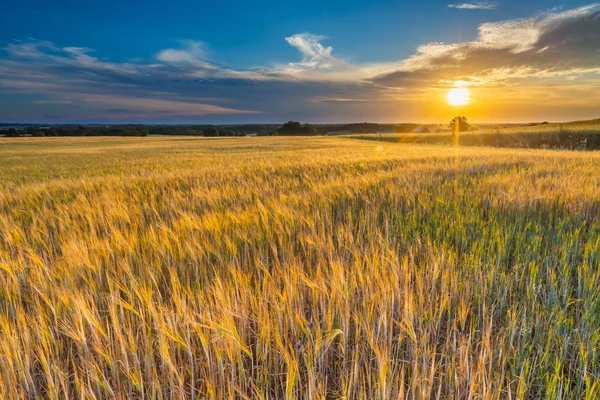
[1,0,599,124]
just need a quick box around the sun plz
[447,88,470,106]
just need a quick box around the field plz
[352,120,600,150]
[1,136,600,399]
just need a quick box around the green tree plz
[303,123,318,135]
[6,128,21,137]
[218,129,236,136]
[78,126,89,136]
[450,116,472,132]
[202,127,219,137]
[46,128,59,136]
[278,121,319,136]
[131,128,149,137]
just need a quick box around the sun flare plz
[447,88,470,107]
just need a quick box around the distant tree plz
[278,121,319,136]
[217,128,237,137]
[45,128,59,136]
[131,127,149,137]
[258,129,277,136]
[302,123,318,135]
[279,121,301,134]
[114,128,129,136]
[32,130,46,137]
[6,128,21,137]
[450,116,473,132]
[78,125,89,136]
[202,127,219,137]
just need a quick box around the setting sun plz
[447,88,470,107]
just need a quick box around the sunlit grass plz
[1,136,599,398]
[351,121,600,150]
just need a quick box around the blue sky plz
[1,0,599,123]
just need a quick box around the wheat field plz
[350,120,600,150]
[1,136,599,399]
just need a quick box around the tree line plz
[1,126,149,137]
[1,122,320,137]
[2,120,471,138]
[200,127,246,137]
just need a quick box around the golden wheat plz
[0,136,599,398]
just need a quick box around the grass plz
[1,136,599,398]
[351,121,600,150]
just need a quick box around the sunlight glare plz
[447,88,470,107]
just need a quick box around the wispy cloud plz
[309,97,369,103]
[285,33,335,68]
[1,40,261,119]
[82,94,258,116]
[33,100,73,104]
[155,40,213,67]
[274,33,359,80]
[448,2,498,10]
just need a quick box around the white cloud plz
[285,33,334,66]
[448,2,498,10]
[3,40,49,57]
[276,33,402,81]
[279,33,354,77]
[155,40,213,66]
[4,40,140,75]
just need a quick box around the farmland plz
[351,120,600,150]
[1,136,599,398]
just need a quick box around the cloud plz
[448,2,498,10]
[373,5,600,87]
[155,40,214,68]
[82,94,258,116]
[274,33,360,80]
[4,39,58,58]
[310,97,369,103]
[1,4,600,123]
[285,33,335,68]
[1,40,261,120]
[33,100,73,104]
